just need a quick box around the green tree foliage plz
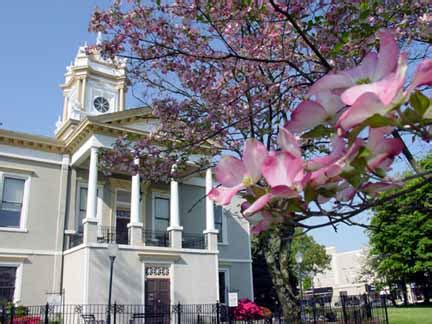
[368,155,432,304]
[252,228,330,310]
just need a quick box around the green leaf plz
[364,114,395,128]
[301,125,334,139]
[340,170,363,187]
[304,184,316,203]
[409,91,430,116]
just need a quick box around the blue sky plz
[0,2,427,252]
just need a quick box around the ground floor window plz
[0,266,16,303]
[219,269,230,304]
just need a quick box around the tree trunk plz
[261,223,300,322]
[401,281,408,306]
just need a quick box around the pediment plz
[88,106,160,133]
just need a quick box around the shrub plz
[231,299,272,320]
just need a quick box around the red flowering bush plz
[12,315,41,324]
[231,299,272,320]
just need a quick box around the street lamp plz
[295,252,304,322]
[107,243,119,324]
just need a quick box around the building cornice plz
[0,129,65,154]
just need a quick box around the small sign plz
[228,292,238,307]
[47,294,62,305]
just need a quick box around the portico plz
[70,134,218,252]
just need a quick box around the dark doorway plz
[145,279,170,323]
[219,271,226,304]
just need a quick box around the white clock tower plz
[56,34,127,133]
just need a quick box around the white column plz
[168,165,182,248]
[205,168,215,231]
[86,147,98,221]
[204,167,218,251]
[170,177,180,228]
[130,158,141,224]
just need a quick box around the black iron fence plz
[143,230,170,247]
[64,227,206,250]
[182,233,206,249]
[0,296,388,324]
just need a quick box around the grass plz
[387,305,432,324]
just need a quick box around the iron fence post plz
[10,304,14,324]
[1,304,5,324]
[381,295,389,324]
[44,303,49,324]
[312,295,317,324]
[216,303,220,324]
[113,302,117,324]
[177,303,181,324]
[341,295,348,324]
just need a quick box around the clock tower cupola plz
[56,34,127,133]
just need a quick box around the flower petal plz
[375,29,399,80]
[271,185,299,199]
[243,139,268,183]
[285,100,328,134]
[344,52,378,82]
[262,152,303,188]
[406,59,432,95]
[277,128,302,157]
[243,193,272,216]
[337,92,389,131]
[208,183,245,205]
[307,136,346,171]
[362,181,402,196]
[308,74,353,95]
[214,156,246,187]
[341,55,407,106]
[315,91,345,116]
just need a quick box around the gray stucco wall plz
[0,156,63,251]
[0,155,65,305]
[20,255,56,305]
[220,262,253,300]
[66,245,219,305]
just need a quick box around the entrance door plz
[145,279,170,323]
[115,190,131,244]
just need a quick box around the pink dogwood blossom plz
[285,92,344,133]
[309,30,399,99]
[209,139,267,205]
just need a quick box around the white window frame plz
[114,188,131,220]
[151,191,170,233]
[0,262,23,304]
[218,267,230,305]
[75,182,103,230]
[215,206,228,245]
[0,172,31,232]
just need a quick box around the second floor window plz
[214,205,224,243]
[76,183,102,232]
[154,196,169,232]
[0,177,25,228]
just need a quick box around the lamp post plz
[295,251,304,322]
[106,243,119,324]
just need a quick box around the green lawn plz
[387,306,432,324]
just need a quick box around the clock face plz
[93,96,110,113]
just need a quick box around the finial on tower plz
[96,32,103,45]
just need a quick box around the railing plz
[97,226,129,245]
[182,232,206,249]
[0,296,389,324]
[142,230,170,247]
[67,232,83,249]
